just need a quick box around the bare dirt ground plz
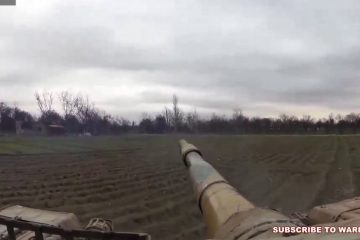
[1,135,360,240]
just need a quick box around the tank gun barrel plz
[179,139,255,237]
[179,139,297,239]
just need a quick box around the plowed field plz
[1,135,360,240]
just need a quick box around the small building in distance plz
[46,125,66,136]
[32,122,66,136]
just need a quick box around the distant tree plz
[139,117,154,133]
[0,102,15,132]
[232,108,243,119]
[35,90,54,115]
[249,117,272,133]
[57,91,82,133]
[0,102,35,132]
[278,114,298,133]
[39,110,63,125]
[163,107,172,131]
[74,94,98,133]
[208,114,230,133]
[335,114,345,134]
[154,115,167,133]
[171,94,183,132]
[113,117,131,133]
[35,90,63,125]
[63,114,81,133]
[186,109,200,133]
[14,107,34,129]
[322,113,336,134]
[231,108,247,133]
[58,90,77,117]
[93,112,112,135]
[300,115,314,133]
[345,113,360,133]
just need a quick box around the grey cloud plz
[1,0,360,119]
[268,49,360,107]
[140,89,249,111]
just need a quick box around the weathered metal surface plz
[0,206,150,240]
[0,216,150,240]
[307,197,360,224]
[85,218,113,232]
[0,205,82,231]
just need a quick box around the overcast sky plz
[1,0,360,120]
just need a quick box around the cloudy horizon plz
[1,0,360,121]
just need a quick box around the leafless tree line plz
[3,91,360,135]
[35,90,94,120]
[33,90,131,134]
[138,95,360,134]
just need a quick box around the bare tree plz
[140,112,151,121]
[58,90,77,117]
[172,94,183,132]
[163,107,172,130]
[186,109,199,132]
[232,108,243,120]
[75,94,94,123]
[35,90,54,114]
[74,94,102,133]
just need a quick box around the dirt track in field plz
[1,135,360,240]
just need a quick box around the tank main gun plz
[179,139,360,240]
[178,139,299,239]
